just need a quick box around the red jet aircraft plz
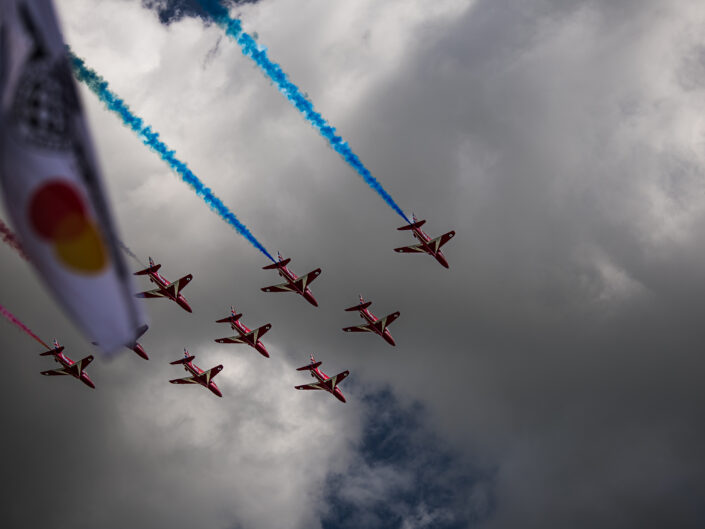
[295,354,349,403]
[394,214,455,268]
[214,306,272,358]
[261,252,321,307]
[40,339,95,389]
[134,257,193,312]
[342,295,400,346]
[169,349,223,397]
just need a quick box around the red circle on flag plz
[27,180,108,274]
[29,180,87,240]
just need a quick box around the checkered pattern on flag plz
[0,0,146,353]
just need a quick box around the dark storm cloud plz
[141,0,258,24]
[344,1,705,527]
[4,0,705,527]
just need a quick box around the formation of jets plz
[1,0,456,403]
[37,218,454,402]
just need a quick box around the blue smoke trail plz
[196,1,411,224]
[68,50,275,262]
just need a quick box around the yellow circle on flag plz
[53,220,108,274]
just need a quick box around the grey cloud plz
[4,0,705,527]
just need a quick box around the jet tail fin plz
[296,361,322,371]
[40,346,64,356]
[134,263,161,276]
[170,355,195,365]
[263,258,291,270]
[345,301,372,312]
[397,219,426,231]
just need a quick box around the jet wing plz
[373,312,400,332]
[342,323,376,333]
[437,231,455,248]
[394,243,426,254]
[215,336,248,345]
[248,323,272,340]
[215,323,271,344]
[261,281,296,293]
[326,370,349,390]
[296,370,348,391]
[295,382,327,391]
[41,367,72,377]
[169,376,201,384]
[293,269,321,290]
[135,287,168,299]
[165,274,193,297]
[71,355,94,374]
[169,365,223,386]
[195,365,223,384]
[42,355,93,377]
[427,231,455,252]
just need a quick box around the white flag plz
[0,0,147,352]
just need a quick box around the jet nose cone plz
[212,386,223,398]
[305,292,319,307]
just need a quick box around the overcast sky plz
[2,0,705,527]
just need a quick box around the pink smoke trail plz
[0,303,50,349]
[0,218,29,261]
[1,216,142,268]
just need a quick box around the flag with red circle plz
[0,0,146,352]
